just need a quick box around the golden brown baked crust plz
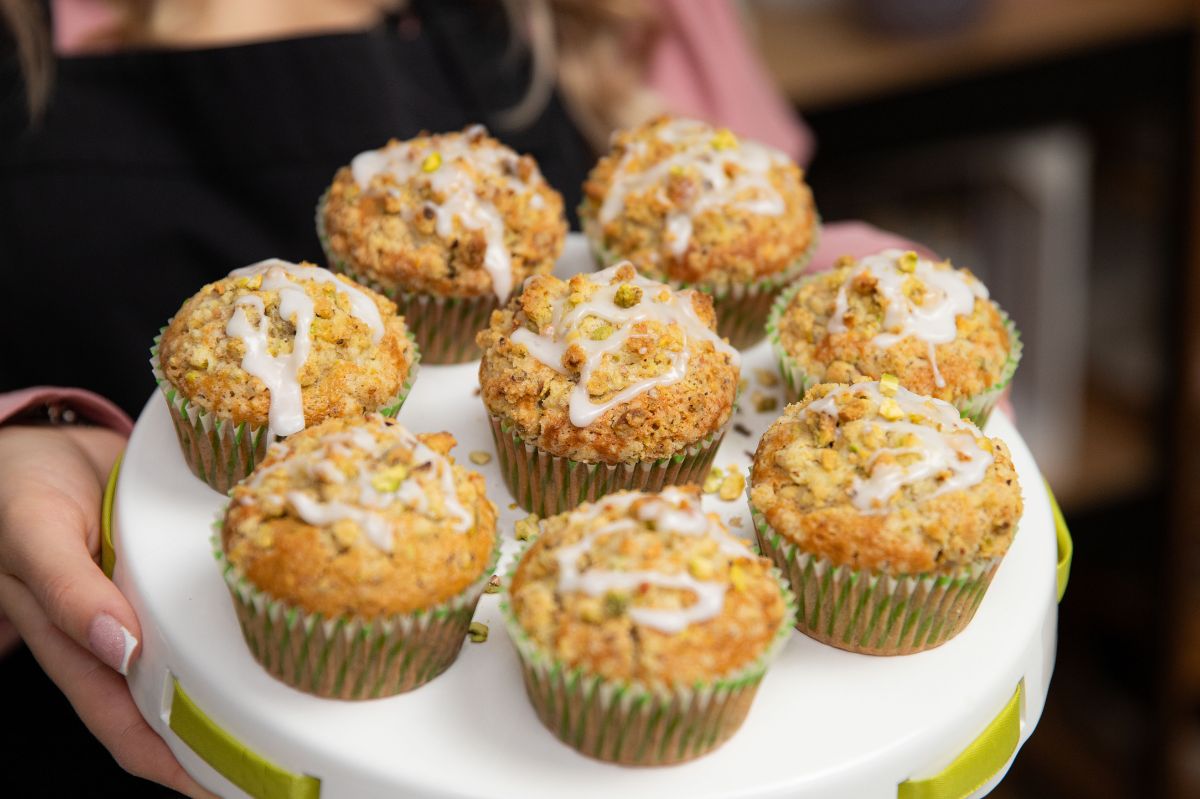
[580,115,817,287]
[320,126,566,298]
[223,415,497,618]
[476,263,740,463]
[509,488,786,685]
[776,251,1011,402]
[749,382,1022,575]
[159,262,415,430]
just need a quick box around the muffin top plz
[476,262,740,462]
[223,415,496,617]
[581,116,818,287]
[750,381,1022,575]
[320,125,566,301]
[508,487,788,685]
[774,249,1012,403]
[158,259,415,437]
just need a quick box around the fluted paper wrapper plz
[586,219,821,350]
[765,278,1023,428]
[750,507,999,656]
[317,190,499,364]
[214,533,499,699]
[489,416,725,517]
[150,331,418,494]
[499,544,795,765]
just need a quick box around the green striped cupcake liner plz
[317,188,503,364]
[765,275,1023,428]
[213,529,500,699]
[749,505,1000,656]
[150,327,419,494]
[488,415,726,517]
[583,215,821,350]
[499,537,796,765]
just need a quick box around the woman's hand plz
[0,425,212,798]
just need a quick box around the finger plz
[808,221,939,273]
[0,575,216,798]
[0,451,143,675]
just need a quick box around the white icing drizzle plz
[245,422,474,552]
[224,259,385,437]
[510,264,740,428]
[553,488,751,634]
[803,383,993,513]
[350,126,534,302]
[599,118,787,258]
[826,249,988,388]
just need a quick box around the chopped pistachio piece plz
[880,373,900,396]
[589,323,614,341]
[515,513,540,541]
[468,621,489,643]
[370,464,410,493]
[468,450,493,465]
[421,151,442,172]
[711,128,739,151]
[688,557,715,580]
[754,368,779,388]
[579,598,604,624]
[484,575,501,594]
[604,592,630,617]
[718,468,745,501]
[729,564,748,592]
[879,398,904,421]
[702,467,724,494]
[668,164,686,177]
[613,283,643,308]
[752,393,778,413]
[897,250,919,273]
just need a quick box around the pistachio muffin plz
[318,124,567,362]
[581,116,819,348]
[218,414,498,698]
[153,258,419,493]
[477,262,740,515]
[749,380,1023,655]
[503,487,793,764]
[767,248,1020,426]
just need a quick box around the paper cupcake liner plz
[765,278,1023,428]
[498,541,795,765]
[488,416,726,517]
[213,530,500,699]
[749,506,999,655]
[317,189,500,364]
[584,217,821,350]
[150,329,419,494]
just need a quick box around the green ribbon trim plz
[100,453,123,579]
[169,678,321,799]
[898,680,1023,799]
[1045,483,1073,603]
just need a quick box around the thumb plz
[0,428,142,674]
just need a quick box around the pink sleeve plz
[645,0,814,166]
[0,387,134,437]
[807,221,938,273]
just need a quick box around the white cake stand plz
[107,236,1070,799]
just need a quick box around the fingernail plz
[88,613,138,675]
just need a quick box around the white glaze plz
[599,118,787,258]
[351,128,537,302]
[510,264,740,428]
[225,259,385,437]
[247,422,474,552]
[552,488,750,634]
[826,249,988,388]
[803,383,993,512]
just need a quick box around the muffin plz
[502,487,793,764]
[152,258,419,493]
[748,380,1023,655]
[580,116,819,348]
[766,248,1020,426]
[477,262,740,516]
[318,124,567,363]
[216,414,498,699]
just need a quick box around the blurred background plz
[741,0,1197,796]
